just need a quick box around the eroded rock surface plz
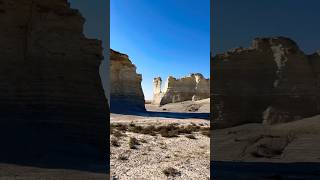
[153,73,210,106]
[0,0,108,167]
[213,115,320,162]
[110,49,145,112]
[212,37,320,128]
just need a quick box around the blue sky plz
[111,0,210,100]
[213,0,320,55]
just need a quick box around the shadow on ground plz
[212,161,320,179]
[0,122,108,175]
[111,110,210,120]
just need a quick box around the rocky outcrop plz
[212,37,320,128]
[0,0,108,162]
[153,73,210,106]
[110,49,145,112]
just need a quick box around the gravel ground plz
[110,112,210,180]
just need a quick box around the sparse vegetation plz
[163,167,181,177]
[129,125,157,136]
[129,121,135,127]
[140,139,147,143]
[111,138,120,147]
[113,130,125,138]
[160,128,179,138]
[201,130,210,137]
[129,125,143,133]
[112,123,128,132]
[185,134,196,139]
[112,122,210,138]
[178,124,201,134]
[118,154,128,161]
[129,137,139,149]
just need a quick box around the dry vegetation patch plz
[162,167,181,177]
[129,137,140,149]
[111,122,210,138]
[111,138,120,147]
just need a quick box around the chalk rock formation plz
[0,0,108,162]
[212,37,320,128]
[153,73,210,105]
[110,49,145,112]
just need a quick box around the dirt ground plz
[213,115,320,162]
[0,164,108,180]
[110,99,210,180]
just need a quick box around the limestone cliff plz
[110,49,145,112]
[0,0,108,162]
[212,37,320,128]
[153,73,210,106]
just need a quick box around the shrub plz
[140,139,147,143]
[141,125,156,135]
[160,129,179,138]
[129,137,139,149]
[116,124,128,132]
[113,130,125,138]
[129,121,135,127]
[130,125,143,133]
[118,154,128,161]
[185,134,196,139]
[163,167,181,177]
[201,130,210,137]
[111,138,120,147]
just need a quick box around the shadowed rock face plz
[212,37,320,128]
[110,49,145,112]
[153,73,210,106]
[0,0,108,165]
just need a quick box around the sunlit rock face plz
[110,49,145,112]
[212,37,320,128]
[0,0,108,159]
[153,73,210,106]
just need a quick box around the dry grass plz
[160,129,179,138]
[112,123,128,132]
[140,139,147,143]
[129,137,139,149]
[201,130,210,137]
[118,154,128,161]
[113,130,125,138]
[111,122,210,138]
[163,167,181,177]
[111,138,120,147]
[185,134,196,139]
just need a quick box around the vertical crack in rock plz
[271,44,288,88]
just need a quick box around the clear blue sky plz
[213,0,320,55]
[111,0,210,100]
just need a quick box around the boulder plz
[153,73,210,106]
[212,37,320,128]
[110,49,145,112]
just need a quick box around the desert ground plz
[214,115,320,162]
[0,164,108,180]
[213,115,320,179]
[110,99,210,180]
